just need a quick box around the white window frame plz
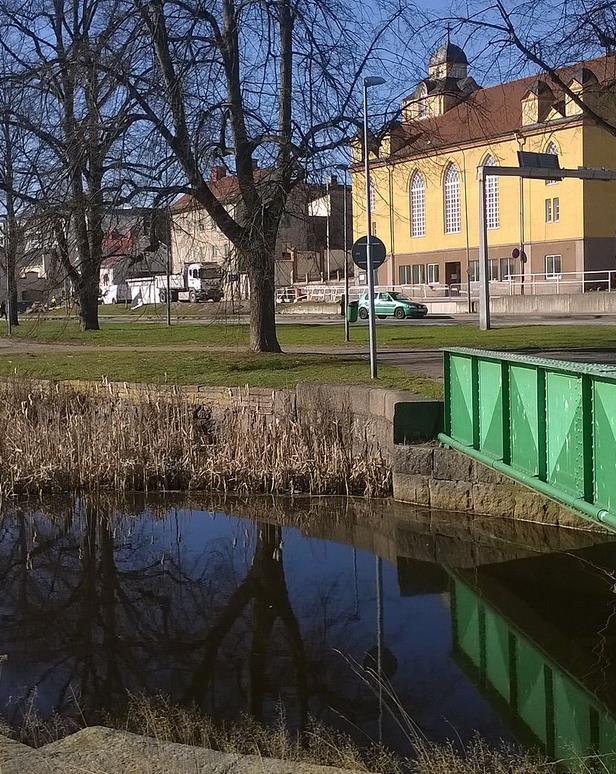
[545,142,559,185]
[443,164,461,234]
[369,185,376,212]
[483,155,499,229]
[545,198,553,223]
[427,263,439,284]
[410,171,426,237]
[411,263,426,284]
[552,197,560,222]
[545,254,562,278]
[399,265,411,284]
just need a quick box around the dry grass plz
[0,379,390,499]
[116,695,402,773]
[5,694,565,774]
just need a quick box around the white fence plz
[503,270,616,295]
[280,269,616,303]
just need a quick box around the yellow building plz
[351,45,616,293]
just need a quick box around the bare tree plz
[450,0,616,137]
[0,0,145,330]
[106,0,404,351]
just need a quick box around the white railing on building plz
[277,269,616,304]
[503,269,616,295]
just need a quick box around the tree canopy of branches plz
[0,0,145,330]
[0,0,420,344]
[450,0,616,138]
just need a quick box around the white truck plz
[127,263,225,306]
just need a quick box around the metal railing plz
[504,269,616,295]
[280,269,616,304]
[279,283,492,303]
[438,348,616,531]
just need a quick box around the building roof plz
[429,42,468,67]
[170,172,324,215]
[170,169,269,213]
[388,55,616,162]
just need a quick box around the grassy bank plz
[6,318,616,350]
[14,695,552,774]
[0,351,442,397]
[0,379,391,498]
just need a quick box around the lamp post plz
[334,163,350,342]
[363,75,385,379]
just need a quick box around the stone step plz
[1,727,369,774]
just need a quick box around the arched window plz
[545,141,559,185]
[483,154,499,229]
[443,163,461,233]
[409,171,426,237]
[369,184,376,211]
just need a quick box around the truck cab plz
[183,263,224,302]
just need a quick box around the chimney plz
[210,165,227,182]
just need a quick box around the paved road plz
[3,335,614,383]
[32,312,616,326]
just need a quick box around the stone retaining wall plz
[10,375,600,530]
[22,376,443,458]
[392,445,596,530]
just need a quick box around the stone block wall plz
[392,445,597,530]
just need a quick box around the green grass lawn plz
[6,318,616,351]
[0,351,443,398]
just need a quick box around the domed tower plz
[428,41,468,81]
[402,39,477,121]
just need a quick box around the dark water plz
[1,494,616,766]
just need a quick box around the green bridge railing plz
[438,348,616,531]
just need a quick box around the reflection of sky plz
[138,507,511,747]
[0,504,511,753]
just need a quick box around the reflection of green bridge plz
[439,348,616,531]
[448,547,616,770]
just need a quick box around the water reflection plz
[0,493,614,767]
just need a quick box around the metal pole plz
[363,82,378,379]
[376,555,384,746]
[5,267,11,337]
[166,203,172,326]
[519,177,525,296]
[343,174,350,342]
[166,240,172,326]
[326,179,331,283]
[478,168,491,330]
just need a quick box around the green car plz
[358,291,428,320]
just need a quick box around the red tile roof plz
[388,55,616,160]
[170,169,270,213]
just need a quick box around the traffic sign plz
[351,236,387,271]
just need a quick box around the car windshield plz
[389,292,411,302]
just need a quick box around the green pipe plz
[437,433,616,533]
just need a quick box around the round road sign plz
[351,236,387,271]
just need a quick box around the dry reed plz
[6,694,569,774]
[0,379,390,499]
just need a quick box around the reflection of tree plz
[186,523,308,729]
[0,497,404,749]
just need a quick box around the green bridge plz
[449,549,616,768]
[438,348,616,531]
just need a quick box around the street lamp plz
[334,163,350,342]
[363,75,385,379]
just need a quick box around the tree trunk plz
[78,275,100,331]
[245,249,281,353]
[7,275,18,327]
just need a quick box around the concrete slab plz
[0,727,370,774]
